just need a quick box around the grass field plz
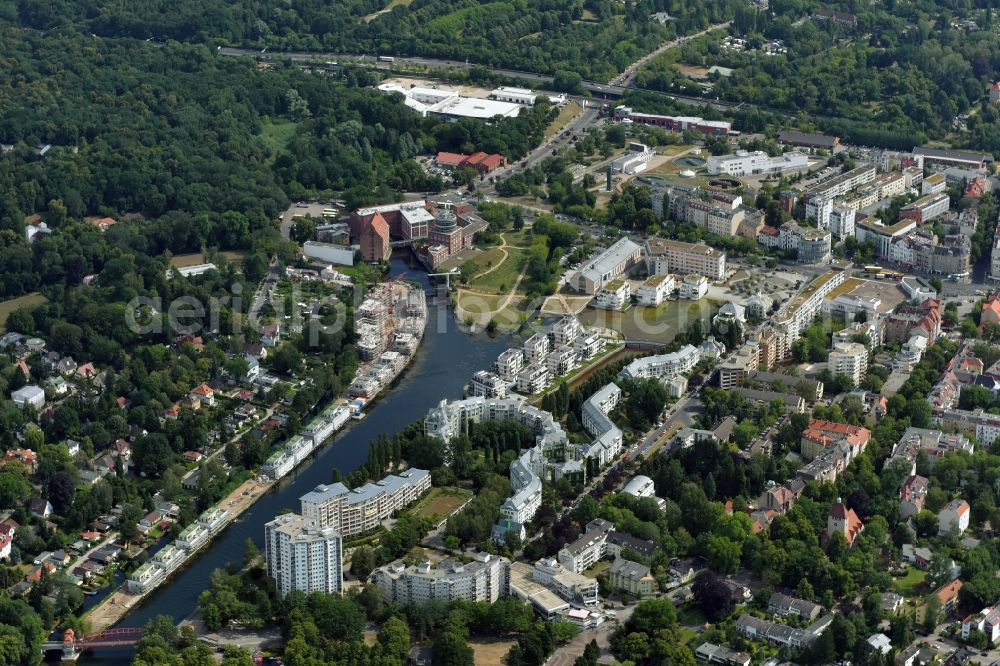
[578,299,717,344]
[470,638,516,665]
[258,120,299,162]
[895,566,927,596]
[465,233,533,294]
[169,251,249,268]
[411,486,473,521]
[583,560,610,579]
[0,293,47,332]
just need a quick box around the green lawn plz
[258,119,299,163]
[578,299,718,344]
[895,566,926,596]
[583,560,610,579]
[678,607,708,626]
[0,292,47,332]
[410,486,473,521]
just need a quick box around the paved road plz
[612,22,732,87]
[547,605,634,666]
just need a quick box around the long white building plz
[371,552,510,605]
[299,468,431,536]
[572,237,643,294]
[706,150,809,176]
[264,513,343,596]
[618,345,700,381]
[771,270,847,358]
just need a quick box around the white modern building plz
[264,513,343,596]
[828,341,868,386]
[828,205,856,239]
[706,150,808,176]
[302,241,355,267]
[572,238,643,294]
[637,274,674,307]
[490,87,537,105]
[468,370,507,399]
[618,345,700,381]
[299,468,431,536]
[371,552,511,605]
[679,274,709,300]
[594,280,631,311]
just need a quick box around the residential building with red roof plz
[3,448,38,473]
[190,383,215,407]
[899,475,928,519]
[827,501,864,546]
[982,293,1000,329]
[800,420,871,462]
[965,176,990,199]
[991,81,1000,104]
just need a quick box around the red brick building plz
[359,213,391,262]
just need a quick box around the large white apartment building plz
[468,370,507,399]
[648,239,726,280]
[495,348,524,381]
[299,468,431,536]
[829,205,856,239]
[523,333,551,365]
[572,237,643,294]
[828,341,868,386]
[637,274,674,307]
[264,513,343,597]
[619,345,701,381]
[771,270,847,359]
[706,150,809,176]
[804,165,877,228]
[371,552,511,605]
[551,316,583,346]
[594,280,631,311]
[679,274,709,300]
[855,217,917,257]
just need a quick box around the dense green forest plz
[0,25,555,299]
[634,0,1000,145]
[7,0,744,80]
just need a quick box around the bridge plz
[42,628,144,660]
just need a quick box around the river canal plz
[80,257,509,663]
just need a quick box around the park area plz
[0,292,47,332]
[411,487,473,522]
[578,299,718,344]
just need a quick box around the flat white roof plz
[430,97,521,119]
[494,86,535,96]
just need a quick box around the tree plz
[350,545,376,579]
[922,592,942,632]
[692,570,734,621]
[0,471,31,511]
[432,629,474,666]
[133,433,174,478]
[47,471,75,515]
[376,616,411,665]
